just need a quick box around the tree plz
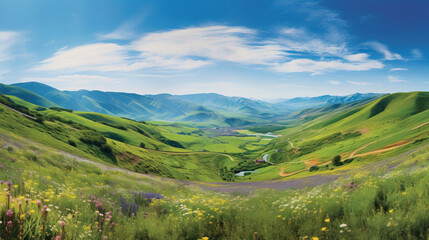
[332,155,343,166]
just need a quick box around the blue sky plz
[0,0,428,99]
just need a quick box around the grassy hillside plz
[0,83,59,108]
[0,95,245,181]
[0,128,428,239]
[244,92,429,181]
[0,91,427,183]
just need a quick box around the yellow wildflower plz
[324,218,330,223]
[321,227,326,231]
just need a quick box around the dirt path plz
[279,160,332,177]
[288,139,296,149]
[220,154,236,162]
[0,102,37,120]
[279,167,301,177]
[348,139,380,158]
[351,141,410,158]
[412,121,429,130]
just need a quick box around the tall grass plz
[0,135,428,239]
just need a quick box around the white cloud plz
[279,27,306,36]
[273,58,383,74]
[390,68,407,71]
[411,49,423,59]
[344,53,369,62]
[32,43,129,72]
[0,31,21,61]
[131,26,286,65]
[388,75,407,83]
[33,25,393,75]
[367,41,402,60]
[347,81,371,86]
[328,80,341,85]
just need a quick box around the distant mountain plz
[275,93,383,110]
[176,93,280,113]
[7,82,382,124]
[10,82,277,124]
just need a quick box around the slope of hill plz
[0,94,243,181]
[245,91,429,181]
[0,83,59,108]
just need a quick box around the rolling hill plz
[247,91,429,181]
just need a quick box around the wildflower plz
[312,237,319,240]
[389,209,394,213]
[56,236,61,240]
[321,227,327,231]
[103,236,108,239]
[340,223,347,228]
[324,218,330,223]
[61,221,66,227]
[7,221,12,227]
[6,209,13,217]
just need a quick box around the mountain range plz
[0,82,382,125]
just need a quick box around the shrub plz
[139,142,146,148]
[79,131,107,146]
[68,139,77,147]
[100,144,113,154]
[343,158,354,164]
[309,165,319,172]
[332,155,343,166]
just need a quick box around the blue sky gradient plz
[0,0,427,99]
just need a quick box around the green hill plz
[0,83,59,108]
[247,92,429,180]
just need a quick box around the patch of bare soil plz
[117,152,142,164]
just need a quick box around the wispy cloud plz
[411,49,423,59]
[33,24,394,75]
[274,58,383,74]
[131,26,286,66]
[0,31,22,61]
[388,75,407,83]
[32,43,130,72]
[328,80,341,85]
[347,81,371,86]
[367,41,402,60]
[390,68,407,71]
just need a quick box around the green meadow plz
[0,91,428,239]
